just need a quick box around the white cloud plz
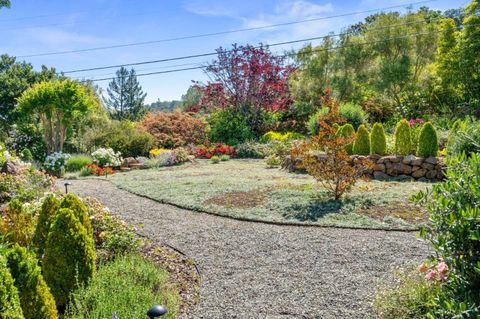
[21,27,105,47]
[183,0,236,17]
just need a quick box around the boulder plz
[426,170,438,179]
[402,154,416,165]
[396,175,413,181]
[372,163,386,172]
[136,156,149,164]
[122,157,138,167]
[422,163,435,170]
[382,155,402,163]
[425,157,438,165]
[368,154,382,162]
[411,165,421,172]
[393,163,412,175]
[412,168,427,178]
[373,171,390,180]
[411,157,424,166]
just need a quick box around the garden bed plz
[108,159,433,230]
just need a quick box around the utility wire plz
[64,14,448,75]
[79,22,477,83]
[17,0,438,58]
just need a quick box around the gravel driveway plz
[63,179,430,319]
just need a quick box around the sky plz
[1,0,465,103]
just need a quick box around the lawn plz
[109,159,432,230]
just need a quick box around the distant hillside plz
[147,100,183,112]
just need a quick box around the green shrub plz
[306,107,329,136]
[395,119,412,156]
[210,156,220,164]
[337,124,355,155]
[261,131,303,142]
[33,194,61,257]
[78,166,94,177]
[339,102,368,129]
[416,122,438,157]
[0,200,35,247]
[370,122,387,155]
[43,208,96,307]
[5,245,58,319]
[353,124,370,155]
[0,256,24,319]
[66,155,93,172]
[265,155,281,168]
[208,109,253,145]
[220,154,230,161]
[20,149,33,162]
[236,141,273,158]
[60,194,92,235]
[66,254,178,319]
[446,118,480,155]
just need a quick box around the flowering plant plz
[418,260,449,282]
[149,148,172,158]
[43,152,70,176]
[85,164,115,176]
[408,118,425,152]
[91,148,122,168]
[194,143,237,159]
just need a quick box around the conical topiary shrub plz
[417,122,439,157]
[6,245,58,319]
[33,194,60,257]
[395,119,412,156]
[353,124,370,155]
[0,255,24,319]
[370,122,387,155]
[43,208,96,307]
[60,194,92,235]
[337,124,355,155]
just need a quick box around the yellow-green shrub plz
[6,245,58,319]
[60,194,92,235]
[353,124,370,155]
[0,200,35,247]
[0,255,24,319]
[416,122,438,157]
[33,194,60,257]
[370,122,387,155]
[337,124,355,155]
[395,119,412,156]
[43,208,96,307]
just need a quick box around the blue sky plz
[1,0,464,103]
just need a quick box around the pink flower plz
[438,272,448,281]
[425,271,437,281]
[418,263,427,273]
[415,118,424,123]
[436,261,448,274]
[409,119,415,127]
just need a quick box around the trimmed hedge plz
[395,119,412,156]
[417,122,438,157]
[370,122,387,155]
[353,124,370,155]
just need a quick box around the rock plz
[136,156,149,164]
[122,157,138,167]
[382,155,402,163]
[411,158,424,166]
[368,154,382,162]
[129,163,145,170]
[412,168,427,178]
[426,170,438,179]
[372,163,386,172]
[437,170,444,179]
[425,157,438,165]
[373,171,390,180]
[385,161,393,169]
[393,163,412,175]
[418,177,428,182]
[422,163,435,170]
[411,165,421,172]
[402,154,416,164]
[396,175,413,181]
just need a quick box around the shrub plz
[43,152,70,177]
[0,255,24,319]
[20,149,33,162]
[140,112,207,148]
[306,107,329,136]
[144,150,176,168]
[195,143,236,159]
[91,148,122,168]
[236,141,273,158]
[416,122,438,157]
[208,109,253,145]
[83,164,115,176]
[0,200,35,247]
[370,123,387,155]
[220,154,230,161]
[210,156,220,164]
[265,155,281,168]
[446,118,480,155]
[408,118,425,152]
[43,208,96,307]
[337,124,355,155]
[66,155,93,172]
[5,245,58,319]
[33,194,61,257]
[66,254,178,319]
[395,119,412,156]
[353,124,370,155]
[339,102,368,129]
[60,194,93,235]
[78,166,94,177]
[261,131,303,142]
[173,147,190,163]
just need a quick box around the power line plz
[79,22,476,83]
[17,0,438,58]
[63,15,446,75]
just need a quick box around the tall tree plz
[104,67,147,121]
[0,0,10,9]
[181,85,202,111]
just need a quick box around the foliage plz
[416,122,439,157]
[81,164,114,176]
[306,107,329,136]
[140,111,207,148]
[395,119,412,156]
[43,152,70,177]
[66,155,93,172]
[208,109,254,145]
[181,85,202,111]
[43,208,96,307]
[447,118,480,155]
[370,123,387,155]
[0,200,35,247]
[60,193,93,235]
[353,124,370,155]
[414,153,480,317]
[91,148,122,167]
[265,155,281,168]
[339,102,368,129]
[19,149,33,162]
[261,131,303,142]
[144,150,176,168]
[147,99,182,112]
[17,80,94,153]
[210,155,220,164]
[5,245,58,319]
[236,141,274,158]
[66,254,178,319]
[33,193,60,257]
[337,124,355,155]
[220,154,230,161]
[291,97,370,200]
[0,255,24,319]
[104,67,147,121]
[194,143,236,159]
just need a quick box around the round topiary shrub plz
[6,245,58,319]
[43,208,96,307]
[353,124,370,155]
[395,119,412,156]
[60,194,92,235]
[370,122,387,155]
[339,102,368,129]
[33,194,61,257]
[417,122,439,157]
[0,255,24,319]
[337,124,355,155]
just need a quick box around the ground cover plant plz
[110,159,430,230]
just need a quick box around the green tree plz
[17,80,95,153]
[104,67,147,121]
[0,0,10,9]
[181,85,202,111]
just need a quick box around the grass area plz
[109,159,432,230]
[66,253,179,319]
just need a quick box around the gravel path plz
[64,179,430,319]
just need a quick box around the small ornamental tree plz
[0,255,24,319]
[353,124,370,155]
[395,119,412,156]
[417,122,439,157]
[337,124,355,155]
[33,194,60,257]
[291,96,371,200]
[370,122,387,155]
[6,245,58,319]
[43,208,96,307]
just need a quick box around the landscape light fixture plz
[64,182,72,194]
[147,305,167,318]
